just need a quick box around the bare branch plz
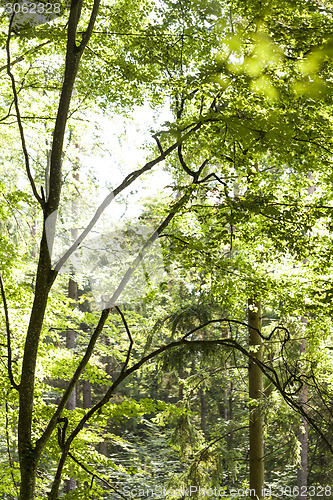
[5,400,19,495]
[67,451,128,499]
[153,134,164,154]
[177,143,197,178]
[177,144,211,183]
[53,131,198,273]
[0,275,19,390]
[103,190,191,308]
[115,306,133,374]
[196,425,249,461]
[36,308,111,452]
[79,0,101,50]
[0,40,51,74]
[6,16,43,206]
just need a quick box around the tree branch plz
[48,318,333,498]
[153,134,164,154]
[79,0,101,51]
[6,16,43,206]
[53,137,196,273]
[67,451,128,499]
[0,40,51,74]
[177,143,197,178]
[5,399,19,495]
[36,307,111,452]
[115,306,133,374]
[196,425,249,461]
[0,275,19,390]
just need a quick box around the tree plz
[2,0,333,498]
[1,0,243,496]
[248,299,264,498]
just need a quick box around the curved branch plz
[0,40,52,74]
[36,308,111,452]
[48,322,333,499]
[0,275,19,390]
[79,0,101,50]
[53,130,197,273]
[6,16,43,206]
[115,306,133,375]
[67,451,127,499]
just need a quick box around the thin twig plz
[5,399,19,495]
[0,275,19,390]
[0,40,51,73]
[67,451,127,499]
[115,307,133,374]
[153,134,164,154]
[6,16,43,206]
[196,425,249,461]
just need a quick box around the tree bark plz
[248,299,264,499]
[297,336,308,499]
[64,168,79,492]
[18,237,54,500]
[297,177,312,498]
[65,278,78,493]
[83,380,92,409]
[199,386,206,435]
[17,1,89,496]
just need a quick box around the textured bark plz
[199,386,206,435]
[65,278,78,493]
[83,380,92,409]
[297,337,308,500]
[18,236,54,500]
[296,180,312,498]
[226,382,233,450]
[248,299,264,499]
[17,1,92,496]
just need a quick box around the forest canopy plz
[0,0,333,499]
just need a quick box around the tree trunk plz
[297,335,308,499]
[248,299,264,499]
[17,3,91,496]
[65,276,78,493]
[83,380,92,409]
[199,386,206,435]
[64,170,79,493]
[297,178,313,497]
[226,382,233,450]
[19,237,54,500]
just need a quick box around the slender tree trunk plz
[65,174,79,493]
[179,366,184,401]
[19,236,54,500]
[226,382,233,450]
[296,176,313,497]
[199,386,206,435]
[248,298,264,499]
[64,277,77,493]
[83,380,92,409]
[297,335,308,499]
